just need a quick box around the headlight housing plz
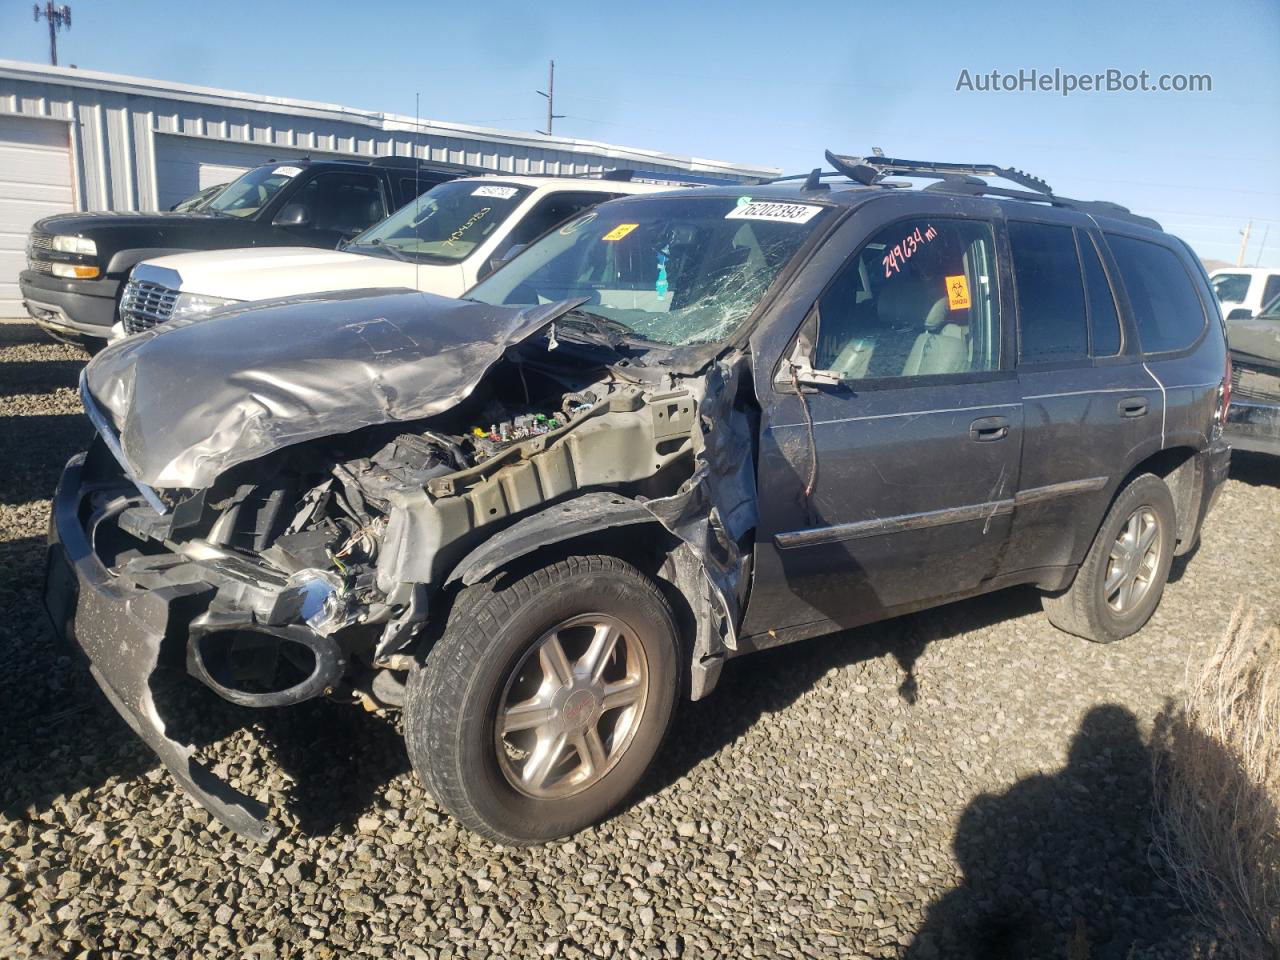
[171,292,239,321]
[51,235,97,255]
[50,263,101,278]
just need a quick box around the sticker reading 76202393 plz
[725,202,822,224]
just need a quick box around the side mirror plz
[273,203,312,228]
[489,243,527,276]
[776,354,842,389]
[1226,308,1253,321]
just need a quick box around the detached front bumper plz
[43,452,279,842]
[1225,399,1280,456]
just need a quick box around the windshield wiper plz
[352,238,413,263]
[560,308,642,347]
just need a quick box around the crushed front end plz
[45,335,727,840]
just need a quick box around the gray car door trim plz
[774,475,1108,548]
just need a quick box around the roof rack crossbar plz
[823,149,1160,230]
[919,179,1162,230]
[825,150,1053,195]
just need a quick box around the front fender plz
[445,492,658,587]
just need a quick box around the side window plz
[292,173,387,234]
[1008,221,1087,361]
[814,218,1000,381]
[1106,235,1207,354]
[1210,273,1250,304]
[1262,274,1280,307]
[400,175,439,203]
[1078,231,1122,356]
[507,192,605,247]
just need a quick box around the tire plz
[1042,473,1177,643]
[404,555,681,844]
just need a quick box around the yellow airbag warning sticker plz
[602,223,638,242]
[946,275,971,310]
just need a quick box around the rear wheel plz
[1042,474,1176,643]
[404,555,680,844]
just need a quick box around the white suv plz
[114,174,679,337]
[1209,265,1280,321]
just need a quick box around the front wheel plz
[404,555,681,844]
[1042,473,1176,643]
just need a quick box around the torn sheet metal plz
[84,289,585,490]
[641,353,758,648]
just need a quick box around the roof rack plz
[826,150,1052,194]
[823,150,1161,230]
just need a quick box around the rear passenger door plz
[1105,232,1223,452]
[745,201,1024,638]
[1002,217,1163,578]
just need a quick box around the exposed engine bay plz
[83,345,716,710]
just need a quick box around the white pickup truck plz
[114,174,677,337]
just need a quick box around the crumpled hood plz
[84,288,582,490]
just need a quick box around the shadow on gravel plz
[0,359,84,397]
[903,705,1206,960]
[0,413,92,505]
[640,586,1043,803]
[1228,450,1278,488]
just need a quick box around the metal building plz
[0,59,777,316]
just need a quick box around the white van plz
[114,175,679,337]
[1209,266,1280,320]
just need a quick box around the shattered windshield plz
[205,164,302,218]
[467,195,828,346]
[347,180,533,264]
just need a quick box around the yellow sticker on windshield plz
[602,223,638,242]
[946,275,971,310]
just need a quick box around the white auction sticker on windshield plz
[725,201,822,224]
[472,185,519,199]
[272,165,303,177]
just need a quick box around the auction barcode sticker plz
[725,202,822,224]
[472,185,519,199]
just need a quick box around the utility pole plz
[1236,220,1252,267]
[536,60,565,137]
[32,4,72,66]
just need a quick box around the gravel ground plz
[1,318,1276,960]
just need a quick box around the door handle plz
[1117,397,1148,418]
[969,416,1010,441]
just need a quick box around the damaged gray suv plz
[45,153,1232,844]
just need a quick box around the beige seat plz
[902,297,970,376]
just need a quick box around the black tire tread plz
[1042,473,1174,644]
[404,554,672,845]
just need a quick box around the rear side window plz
[1106,235,1206,354]
[1263,274,1280,307]
[1210,273,1250,304]
[1078,233,1122,356]
[1008,221,1087,361]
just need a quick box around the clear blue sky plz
[3,0,1278,266]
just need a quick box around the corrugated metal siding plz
[0,60,776,315]
[0,61,775,217]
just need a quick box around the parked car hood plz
[35,211,227,234]
[83,289,586,490]
[1227,315,1280,367]
[138,246,448,301]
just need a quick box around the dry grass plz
[1152,604,1280,958]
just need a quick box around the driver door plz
[743,208,1024,641]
